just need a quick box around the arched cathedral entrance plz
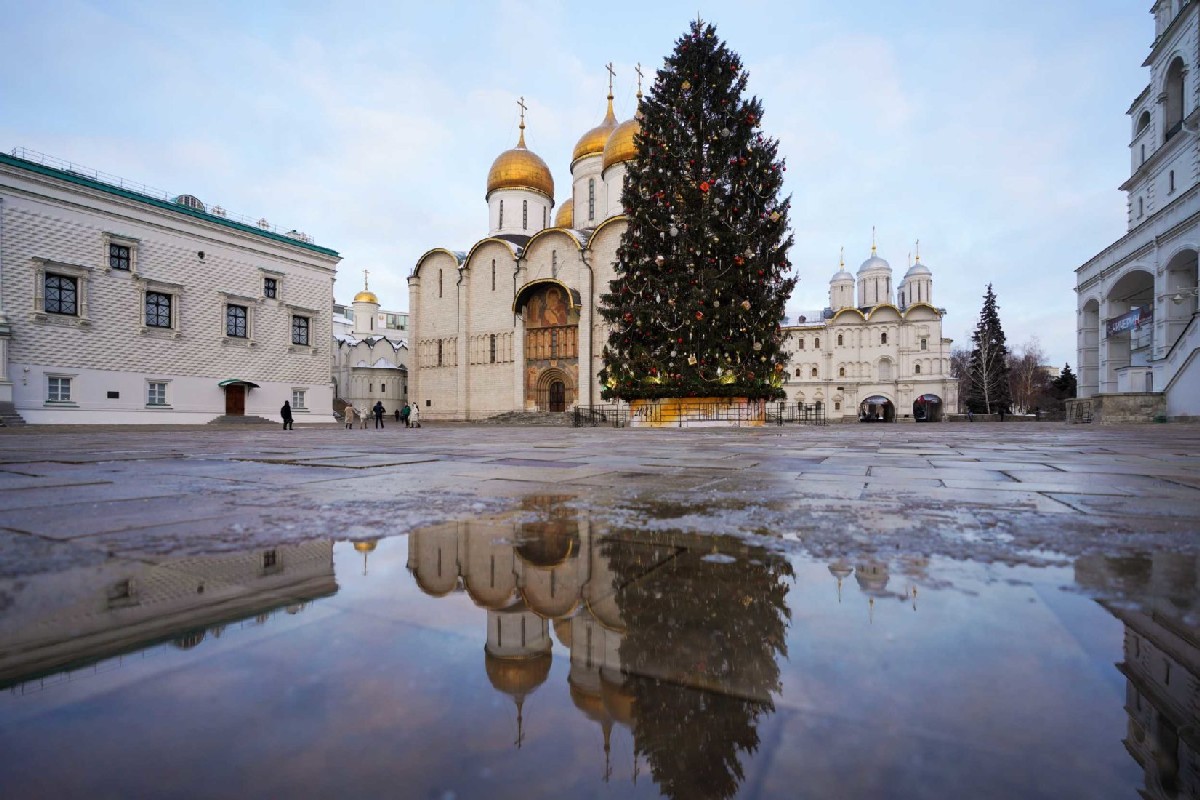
[516,280,580,413]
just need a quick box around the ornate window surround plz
[32,257,92,326]
[285,302,320,354]
[102,232,140,275]
[137,276,184,337]
[220,291,257,347]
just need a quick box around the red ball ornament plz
[699,181,710,193]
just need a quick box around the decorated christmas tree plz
[599,19,795,401]
[966,284,1012,414]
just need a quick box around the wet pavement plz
[0,422,1198,798]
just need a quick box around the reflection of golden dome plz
[570,681,611,723]
[572,96,618,164]
[487,125,554,199]
[553,616,573,647]
[554,198,574,228]
[516,522,578,568]
[600,672,635,726]
[353,540,378,553]
[485,651,552,700]
[602,112,640,170]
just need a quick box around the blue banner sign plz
[1105,306,1153,337]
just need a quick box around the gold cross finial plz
[915,238,921,261]
[606,62,615,99]
[635,63,644,98]
[363,268,369,291]
[517,96,527,147]
[839,246,844,268]
[871,226,877,254]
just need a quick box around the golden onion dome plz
[554,198,574,228]
[487,123,554,199]
[572,96,619,164]
[602,112,640,170]
[353,290,378,304]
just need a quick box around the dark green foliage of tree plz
[1051,363,1077,399]
[599,20,795,401]
[600,531,792,799]
[966,284,1012,414]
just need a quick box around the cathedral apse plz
[521,282,580,412]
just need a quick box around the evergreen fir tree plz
[599,20,795,401]
[1052,363,1077,399]
[966,284,1012,414]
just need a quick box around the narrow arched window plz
[795,368,801,377]
[915,364,922,374]
[881,332,888,345]
[491,259,496,291]
[815,337,820,348]
[552,250,558,278]
[1166,57,1186,139]
[837,334,843,346]
[489,334,497,364]
[1137,110,1151,136]
[543,207,547,228]
[1170,170,1176,193]
[499,199,504,229]
[1138,197,1145,217]
[797,338,805,350]
[588,178,596,220]
[523,199,528,230]
[1141,143,1146,164]
[437,340,443,367]
[438,269,443,298]
[838,366,845,377]
[811,367,818,377]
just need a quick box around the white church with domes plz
[409,78,957,422]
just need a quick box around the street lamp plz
[1171,286,1200,304]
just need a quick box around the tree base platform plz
[628,397,767,428]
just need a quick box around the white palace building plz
[0,149,341,425]
[410,84,956,423]
[1075,0,1200,422]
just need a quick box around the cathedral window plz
[798,338,805,349]
[881,332,888,345]
[588,179,595,221]
[490,334,497,363]
[815,337,820,348]
[1138,197,1144,218]
[837,334,843,346]
[499,200,504,228]
[1141,144,1146,165]
[552,250,558,278]
[550,329,559,358]
[1137,110,1150,136]
[1170,170,1176,193]
[920,337,927,351]
[543,207,547,228]
[523,199,528,230]
[795,368,801,377]
[492,259,496,291]
[811,367,818,377]
[437,340,443,367]
[834,402,841,411]
[838,367,845,377]
[915,364,922,374]
[439,269,443,298]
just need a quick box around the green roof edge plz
[0,152,341,259]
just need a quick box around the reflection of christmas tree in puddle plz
[1074,553,1200,799]
[405,494,793,798]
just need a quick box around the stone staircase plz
[0,401,26,427]
[206,415,276,425]
[475,411,575,427]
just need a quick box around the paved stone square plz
[1,422,1197,574]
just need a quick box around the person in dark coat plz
[373,401,385,429]
[281,400,294,430]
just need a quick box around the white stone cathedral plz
[1075,0,1200,422]
[409,80,956,422]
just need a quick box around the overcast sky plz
[1,0,1151,367]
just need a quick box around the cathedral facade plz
[409,89,955,422]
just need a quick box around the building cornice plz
[1126,83,1152,116]
[0,152,340,259]
[1143,1,1197,67]
[1119,107,1200,191]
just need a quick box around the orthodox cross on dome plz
[871,225,877,254]
[915,238,921,261]
[635,63,644,98]
[363,268,369,291]
[839,246,844,268]
[516,96,528,147]
[606,62,615,98]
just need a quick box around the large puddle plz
[1,500,1197,799]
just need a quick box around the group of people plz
[342,401,419,430]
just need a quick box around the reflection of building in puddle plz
[0,540,336,690]
[407,498,793,796]
[827,558,919,618]
[1075,554,1200,799]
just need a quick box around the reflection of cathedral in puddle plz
[1075,554,1200,799]
[406,498,636,778]
[0,541,336,689]
[828,557,921,619]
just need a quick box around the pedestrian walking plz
[967,409,974,422]
[394,408,401,423]
[400,403,411,428]
[345,405,356,430]
[373,401,385,429]
[410,402,420,429]
[361,405,370,429]
[280,400,294,431]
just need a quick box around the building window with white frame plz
[109,243,131,271]
[47,376,72,403]
[291,315,310,346]
[147,381,168,406]
[45,274,78,315]
[292,389,306,409]
[226,304,248,338]
[263,277,278,298]
[145,291,172,328]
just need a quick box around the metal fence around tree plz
[572,401,825,428]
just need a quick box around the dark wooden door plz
[548,381,565,412]
[225,385,245,416]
